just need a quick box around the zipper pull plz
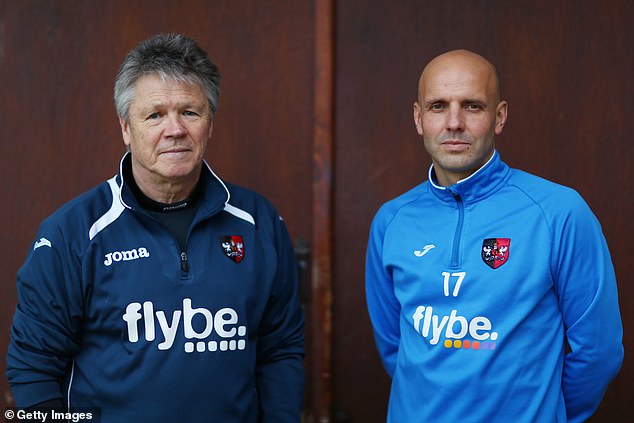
[180,251,189,273]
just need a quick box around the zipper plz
[451,193,464,268]
[176,225,193,278]
[130,199,195,279]
[180,251,189,274]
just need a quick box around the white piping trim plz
[117,153,132,210]
[224,203,255,225]
[203,160,231,206]
[66,361,75,411]
[88,177,126,240]
[202,160,253,224]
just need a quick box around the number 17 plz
[442,271,466,297]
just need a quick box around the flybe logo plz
[104,247,150,266]
[122,298,247,353]
[411,271,500,351]
[412,306,499,350]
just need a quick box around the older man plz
[365,49,622,422]
[7,33,304,422]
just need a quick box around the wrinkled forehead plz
[129,74,209,110]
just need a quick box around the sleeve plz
[551,192,624,423]
[6,224,84,408]
[255,213,305,423]
[365,209,401,377]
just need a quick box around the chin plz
[159,163,200,180]
[437,156,473,169]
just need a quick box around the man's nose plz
[446,104,465,131]
[165,114,187,137]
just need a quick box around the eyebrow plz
[138,100,206,113]
[424,98,445,106]
[424,98,488,107]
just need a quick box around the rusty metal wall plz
[1,1,632,422]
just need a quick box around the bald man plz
[365,50,622,422]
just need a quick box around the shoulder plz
[20,179,117,267]
[507,169,588,211]
[224,182,278,216]
[37,179,117,242]
[505,169,598,232]
[220,182,286,237]
[371,182,429,230]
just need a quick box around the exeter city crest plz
[481,238,511,269]
[219,235,245,263]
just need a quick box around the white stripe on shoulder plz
[224,203,255,225]
[89,176,126,240]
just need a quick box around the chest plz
[79,214,276,353]
[383,198,554,316]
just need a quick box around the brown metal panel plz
[334,1,633,422]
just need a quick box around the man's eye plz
[429,103,445,111]
[465,103,483,111]
[183,110,198,117]
[147,112,160,120]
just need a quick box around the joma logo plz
[104,247,150,266]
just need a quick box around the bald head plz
[418,49,501,104]
[413,49,508,186]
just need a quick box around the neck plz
[432,151,496,187]
[137,181,196,204]
[131,177,200,213]
[131,165,202,204]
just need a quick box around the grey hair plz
[114,33,221,122]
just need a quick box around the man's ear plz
[494,101,508,135]
[119,116,131,147]
[413,102,424,136]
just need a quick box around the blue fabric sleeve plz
[365,209,401,377]
[255,213,305,422]
[550,191,624,422]
[6,224,84,407]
